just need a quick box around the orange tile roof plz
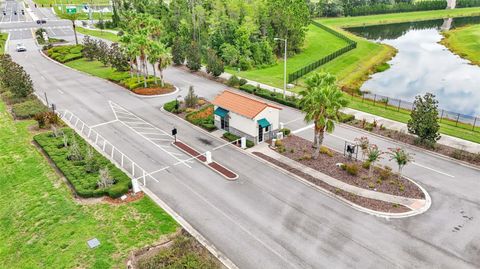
[212,90,282,119]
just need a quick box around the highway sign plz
[66,6,77,14]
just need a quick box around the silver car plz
[16,43,27,52]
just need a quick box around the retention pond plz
[347,16,480,116]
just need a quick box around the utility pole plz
[274,37,287,99]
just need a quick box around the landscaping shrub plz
[341,163,359,176]
[227,75,240,87]
[11,99,47,119]
[239,78,248,86]
[378,166,393,181]
[239,84,256,94]
[319,146,333,157]
[223,132,254,148]
[280,128,291,136]
[338,112,355,123]
[186,105,216,131]
[164,100,181,113]
[34,128,131,198]
[120,77,156,90]
[34,111,59,129]
[46,45,84,63]
[362,160,371,170]
[238,83,299,108]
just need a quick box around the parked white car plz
[16,43,27,52]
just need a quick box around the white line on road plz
[90,119,119,128]
[57,89,63,94]
[412,162,455,178]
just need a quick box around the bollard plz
[132,178,140,193]
[205,151,212,164]
[280,122,284,130]
[271,138,277,148]
[241,137,247,149]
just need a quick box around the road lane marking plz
[57,89,63,94]
[283,116,304,125]
[90,119,119,128]
[412,162,455,178]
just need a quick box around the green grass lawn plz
[65,58,130,82]
[229,24,349,88]
[440,24,480,66]
[0,33,8,53]
[319,7,480,28]
[0,101,178,268]
[345,94,480,143]
[76,26,120,42]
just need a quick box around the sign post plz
[172,127,177,142]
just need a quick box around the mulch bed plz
[103,191,144,204]
[347,119,480,166]
[253,152,410,213]
[276,135,425,199]
[133,85,175,95]
[173,141,237,180]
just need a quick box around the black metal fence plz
[288,21,357,83]
[359,92,480,131]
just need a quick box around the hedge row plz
[238,84,356,124]
[34,128,131,198]
[288,22,357,83]
[222,132,254,148]
[46,45,84,63]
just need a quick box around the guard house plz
[212,90,282,144]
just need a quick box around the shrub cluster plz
[34,128,131,198]
[12,99,47,119]
[238,84,299,108]
[185,105,217,131]
[46,45,84,63]
[345,1,448,16]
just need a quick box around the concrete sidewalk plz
[218,70,480,153]
[250,143,426,211]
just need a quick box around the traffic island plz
[173,141,238,180]
[252,135,431,217]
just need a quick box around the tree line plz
[110,0,311,72]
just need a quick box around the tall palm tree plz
[298,72,348,159]
[147,42,161,85]
[157,48,172,87]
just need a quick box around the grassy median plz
[0,33,7,54]
[76,26,120,42]
[0,101,178,268]
[440,24,480,66]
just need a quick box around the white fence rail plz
[59,109,157,190]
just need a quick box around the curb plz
[171,141,239,181]
[160,107,428,219]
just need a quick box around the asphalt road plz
[4,7,480,268]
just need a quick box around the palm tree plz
[298,72,348,159]
[147,42,161,85]
[157,47,172,87]
[387,147,413,179]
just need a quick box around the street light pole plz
[274,37,287,99]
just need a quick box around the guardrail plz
[59,109,157,188]
[288,21,357,83]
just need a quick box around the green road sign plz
[66,6,77,14]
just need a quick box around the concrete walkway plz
[217,70,480,153]
[250,143,426,211]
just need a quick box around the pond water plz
[347,16,480,116]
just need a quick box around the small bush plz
[338,112,355,123]
[120,77,156,90]
[343,163,359,176]
[239,84,256,93]
[12,99,47,119]
[319,146,333,157]
[364,123,374,131]
[451,149,466,160]
[227,75,240,87]
[362,161,371,170]
[186,105,215,131]
[223,132,240,142]
[47,45,84,63]
[280,128,291,136]
[164,100,181,113]
[378,166,393,180]
[34,111,59,129]
[299,153,312,161]
[368,182,375,189]
[239,78,248,86]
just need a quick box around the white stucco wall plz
[254,107,280,131]
[229,112,257,137]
